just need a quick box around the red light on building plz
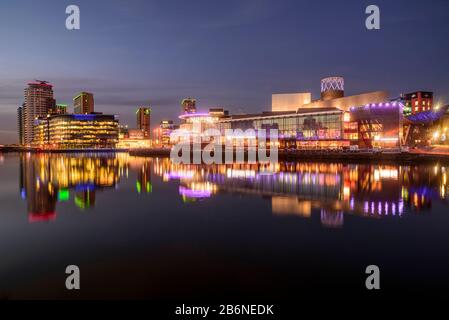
[403,91,433,114]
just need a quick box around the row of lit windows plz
[414,106,432,112]
[414,100,431,106]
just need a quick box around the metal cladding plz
[321,76,345,101]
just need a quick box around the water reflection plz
[16,153,449,227]
[19,153,128,221]
[154,160,448,226]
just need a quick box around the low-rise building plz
[33,113,119,149]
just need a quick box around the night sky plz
[0,0,448,143]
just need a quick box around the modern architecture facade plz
[272,93,312,112]
[320,76,345,100]
[270,77,388,113]
[33,113,119,149]
[218,108,347,149]
[402,91,433,115]
[208,108,229,118]
[49,103,68,115]
[117,128,152,149]
[203,77,389,150]
[187,77,443,151]
[22,81,54,145]
[177,113,220,143]
[15,77,446,152]
[350,102,403,149]
[73,92,94,114]
[136,107,151,138]
[159,120,177,146]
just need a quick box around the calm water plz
[0,152,449,299]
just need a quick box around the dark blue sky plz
[1,0,449,143]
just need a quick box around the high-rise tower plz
[22,81,54,145]
[18,103,25,145]
[74,92,94,114]
[136,107,151,138]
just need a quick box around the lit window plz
[415,101,418,106]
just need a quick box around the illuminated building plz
[211,78,446,150]
[320,76,345,100]
[433,109,449,145]
[117,108,152,148]
[349,100,448,148]
[128,129,145,139]
[271,77,388,113]
[23,81,54,145]
[158,120,177,146]
[49,103,68,115]
[73,92,94,114]
[117,128,151,149]
[343,111,359,142]
[136,107,151,138]
[350,102,403,149]
[33,116,50,147]
[176,113,220,143]
[118,124,129,139]
[272,93,312,112]
[403,104,449,146]
[300,90,389,113]
[181,98,196,114]
[209,108,229,118]
[208,77,390,150]
[402,91,433,115]
[218,108,348,150]
[33,113,119,149]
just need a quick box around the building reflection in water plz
[17,153,449,227]
[153,158,449,227]
[137,159,152,194]
[19,153,129,222]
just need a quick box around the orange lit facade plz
[33,113,119,149]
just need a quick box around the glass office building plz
[218,107,347,149]
[33,114,119,149]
